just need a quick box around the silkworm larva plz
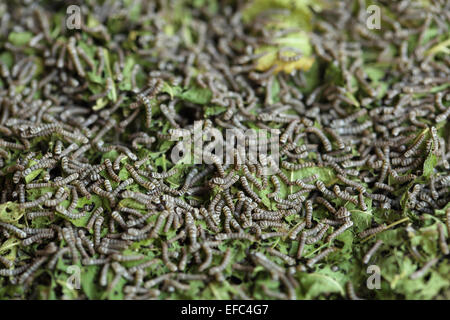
[358,224,387,239]
[209,248,232,277]
[0,264,30,276]
[0,222,27,239]
[362,240,384,264]
[315,197,336,214]
[18,257,48,284]
[99,263,110,287]
[410,258,439,280]
[94,216,104,248]
[22,231,55,246]
[289,221,306,240]
[198,244,213,272]
[306,247,337,268]
[267,247,295,266]
[346,281,362,300]
[305,224,329,244]
[333,185,358,205]
[437,224,449,255]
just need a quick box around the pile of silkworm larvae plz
[0,0,449,300]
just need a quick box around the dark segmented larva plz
[403,133,426,158]
[315,180,335,199]
[306,247,337,268]
[333,185,358,205]
[216,232,255,241]
[75,237,90,259]
[267,247,295,266]
[22,159,57,177]
[305,224,329,244]
[260,232,287,240]
[305,200,313,228]
[305,127,332,152]
[161,242,178,272]
[239,176,261,203]
[358,192,367,211]
[26,210,54,219]
[209,248,232,281]
[198,244,213,272]
[93,216,104,248]
[62,227,79,264]
[47,247,70,269]
[82,258,109,266]
[92,185,116,207]
[336,174,366,193]
[297,234,306,259]
[18,256,48,285]
[52,172,79,187]
[66,37,85,77]
[112,178,134,197]
[315,197,336,214]
[0,264,30,277]
[111,211,127,229]
[86,207,104,230]
[0,222,27,239]
[149,211,169,238]
[358,224,387,239]
[281,161,316,171]
[104,158,120,182]
[243,165,263,190]
[0,255,14,268]
[125,164,157,190]
[22,230,55,246]
[289,221,306,240]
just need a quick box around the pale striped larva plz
[346,281,362,300]
[362,240,383,264]
[22,230,55,246]
[410,258,439,280]
[0,222,27,239]
[437,223,449,255]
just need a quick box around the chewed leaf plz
[0,202,24,223]
[242,0,324,30]
[8,31,33,46]
[298,271,345,298]
[255,32,314,73]
[179,87,212,105]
